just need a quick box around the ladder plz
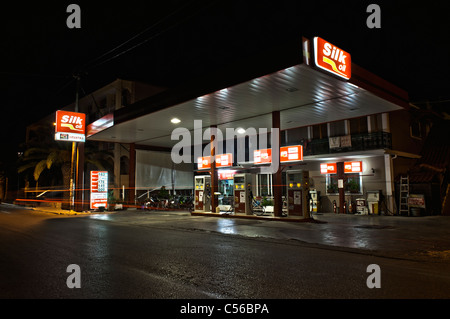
[399,176,409,216]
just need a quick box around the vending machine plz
[233,173,253,215]
[286,170,310,218]
[194,175,211,212]
[367,190,382,215]
[309,189,320,213]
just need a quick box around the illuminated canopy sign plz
[313,37,351,80]
[55,110,86,142]
[254,145,303,164]
[320,163,337,174]
[280,145,303,163]
[253,149,272,165]
[197,154,233,170]
[320,161,363,174]
[218,170,236,180]
[344,161,362,173]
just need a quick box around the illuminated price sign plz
[90,171,108,209]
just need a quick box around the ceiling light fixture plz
[171,118,181,124]
[237,128,246,134]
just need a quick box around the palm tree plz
[18,140,113,208]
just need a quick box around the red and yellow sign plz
[344,161,362,173]
[254,146,303,164]
[197,154,233,170]
[197,156,211,170]
[320,161,362,174]
[216,153,233,168]
[254,149,272,165]
[280,145,303,163]
[313,37,351,80]
[55,110,86,142]
[320,163,337,174]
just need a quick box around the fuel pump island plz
[193,147,312,220]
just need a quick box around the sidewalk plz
[189,211,450,260]
[30,205,450,262]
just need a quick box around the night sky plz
[1,1,450,168]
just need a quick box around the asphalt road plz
[1,204,450,303]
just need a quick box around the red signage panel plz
[197,154,233,170]
[90,171,108,209]
[320,161,362,174]
[313,37,351,80]
[56,110,86,134]
[254,149,272,165]
[197,156,211,170]
[344,161,362,173]
[320,163,337,174]
[55,110,86,142]
[216,153,233,168]
[280,145,303,163]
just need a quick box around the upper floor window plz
[410,120,423,139]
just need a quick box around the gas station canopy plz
[87,38,408,148]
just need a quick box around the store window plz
[344,173,362,194]
[326,173,362,195]
[256,174,272,197]
[410,120,423,139]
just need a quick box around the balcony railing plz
[300,131,391,156]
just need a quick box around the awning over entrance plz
[87,39,408,148]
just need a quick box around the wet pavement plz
[27,204,450,262]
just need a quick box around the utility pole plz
[69,75,80,212]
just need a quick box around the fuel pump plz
[194,175,211,212]
[286,170,310,218]
[234,173,252,215]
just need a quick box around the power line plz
[0,72,71,79]
[81,0,198,71]
[40,1,219,112]
[83,0,219,71]
[412,99,450,105]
